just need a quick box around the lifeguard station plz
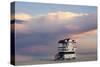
[55,38,77,60]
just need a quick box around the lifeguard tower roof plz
[58,38,70,43]
[58,40,64,43]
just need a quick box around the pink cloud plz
[11,13,33,33]
[71,29,97,39]
[20,44,57,55]
[15,55,33,62]
[12,11,97,35]
[15,23,31,33]
[65,24,80,30]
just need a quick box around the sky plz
[11,2,97,62]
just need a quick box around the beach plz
[15,54,97,66]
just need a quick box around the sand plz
[15,54,97,66]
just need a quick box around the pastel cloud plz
[71,29,97,39]
[27,11,91,33]
[20,44,57,54]
[13,11,96,34]
[76,36,97,54]
[18,44,58,59]
[11,13,33,33]
[14,11,97,48]
[15,23,31,33]
[14,11,97,59]
[42,11,88,21]
[69,29,97,54]
[15,55,33,62]
[34,11,88,24]
[65,24,80,30]
[11,13,32,21]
